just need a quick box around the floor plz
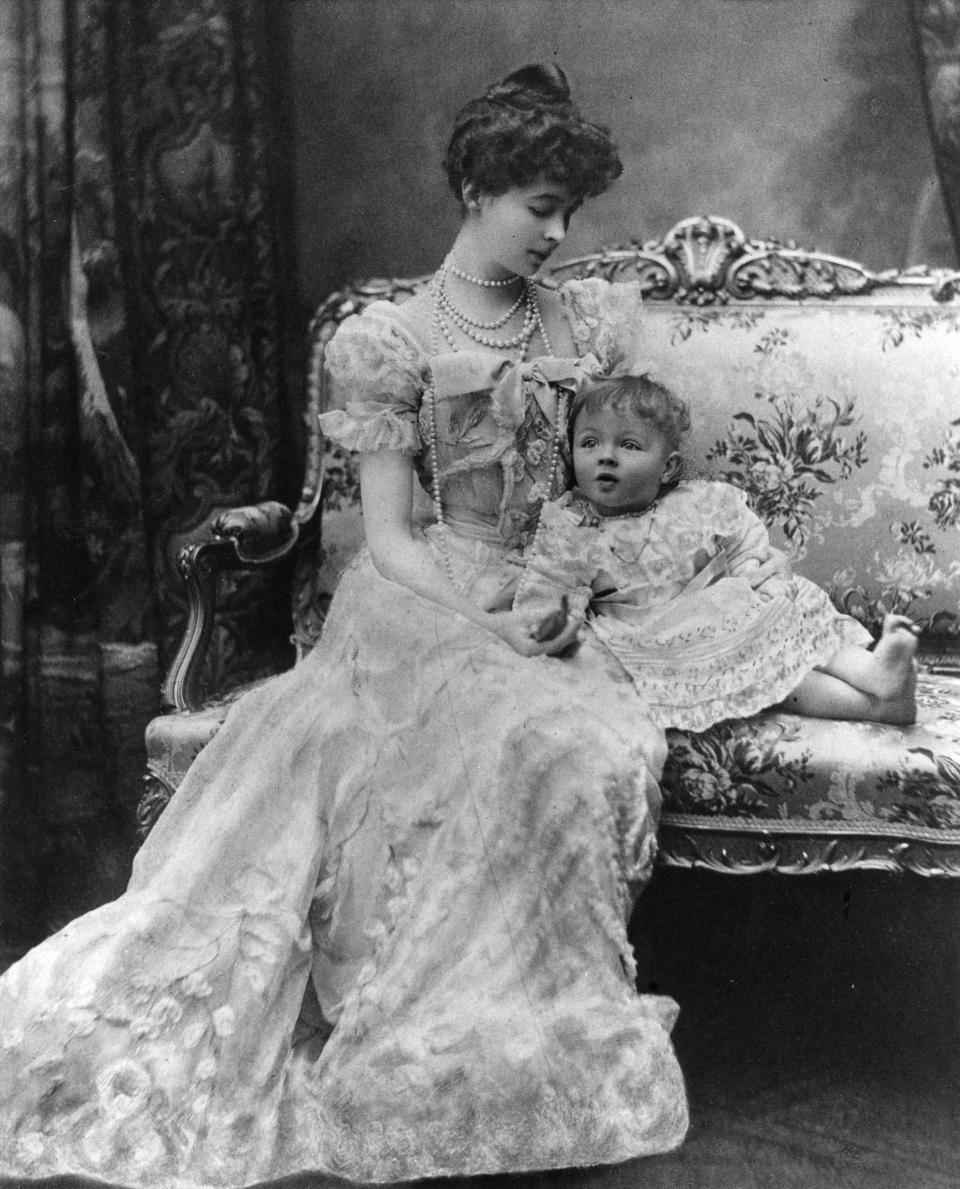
[7,870,960,1189]
[277,869,960,1189]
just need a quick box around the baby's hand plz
[490,601,580,657]
[747,546,792,588]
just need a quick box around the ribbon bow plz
[428,350,602,431]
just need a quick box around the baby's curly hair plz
[443,63,623,204]
[572,370,691,457]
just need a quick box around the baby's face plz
[572,407,679,516]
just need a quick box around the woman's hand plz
[489,607,582,657]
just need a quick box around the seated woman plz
[0,64,693,1187]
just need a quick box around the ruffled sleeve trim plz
[318,404,421,454]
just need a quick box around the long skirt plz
[0,537,688,1187]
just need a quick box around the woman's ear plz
[662,452,682,485]
[461,181,481,211]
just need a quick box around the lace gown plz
[0,280,688,1187]
[517,481,873,732]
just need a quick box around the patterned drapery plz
[910,0,960,255]
[0,0,296,946]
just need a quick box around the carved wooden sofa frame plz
[143,216,960,878]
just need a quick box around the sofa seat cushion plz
[660,671,960,873]
[145,667,960,874]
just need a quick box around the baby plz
[517,369,918,731]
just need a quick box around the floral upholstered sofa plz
[142,216,960,877]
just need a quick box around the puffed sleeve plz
[318,303,427,454]
[559,278,645,370]
[515,495,603,623]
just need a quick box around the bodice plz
[319,278,646,550]
[417,352,597,550]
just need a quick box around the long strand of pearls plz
[427,273,462,588]
[426,266,557,591]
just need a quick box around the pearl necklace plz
[434,263,546,353]
[436,272,526,330]
[426,267,562,590]
[447,261,519,287]
[429,261,554,358]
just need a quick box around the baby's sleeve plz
[318,304,426,454]
[515,497,601,623]
[712,482,791,591]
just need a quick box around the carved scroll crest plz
[550,215,960,305]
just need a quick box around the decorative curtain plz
[910,0,960,257]
[0,0,296,948]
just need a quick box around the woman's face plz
[470,178,580,277]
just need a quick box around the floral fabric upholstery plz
[634,300,960,636]
[660,673,960,873]
[633,293,960,871]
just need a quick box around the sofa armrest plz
[162,499,299,713]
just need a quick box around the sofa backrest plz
[300,216,960,655]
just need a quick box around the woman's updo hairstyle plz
[443,63,623,204]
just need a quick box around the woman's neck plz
[447,227,517,286]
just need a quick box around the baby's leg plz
[778,669,915,725]
[780,616,917,725]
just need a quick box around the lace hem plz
[592,593,852,732]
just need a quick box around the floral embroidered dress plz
[0,280,688,1188]
[517,479,873,732]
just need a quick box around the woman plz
[0,64,689,1186]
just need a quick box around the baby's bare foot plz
[870,614,918,718]
[872,614,919,669]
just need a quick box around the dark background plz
[281,0,955,315]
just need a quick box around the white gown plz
[0,281,688,1187]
